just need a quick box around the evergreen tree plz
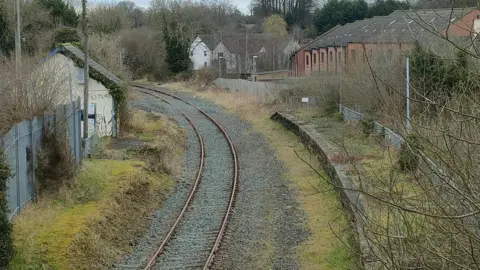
[37,0,79,27]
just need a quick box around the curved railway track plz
[134,84,238,270]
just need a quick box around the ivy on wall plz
[57,43,127,123]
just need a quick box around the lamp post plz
[219,56,223,78]
[252,55,258,81]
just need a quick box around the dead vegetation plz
[10,107,184,269]
[284,38,480,268]
[0,58,69,133]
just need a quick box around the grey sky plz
[89,0,251,14]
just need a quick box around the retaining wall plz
[213,78,289,101]
[271,111,378,269]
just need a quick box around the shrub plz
[194,67,216,85]
[0,151,12,267]
[398,134,422,172]
[361,116,375,136]
[52,27,80,48]
[36,124,78,193]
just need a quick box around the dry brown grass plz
[162,82,355,269]
[0,57,70,133]
[10,106,184,269]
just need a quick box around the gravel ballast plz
[118,87,307,269]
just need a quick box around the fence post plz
[406,56,411,131]
[14,124,20,215]
[29,119,36,201]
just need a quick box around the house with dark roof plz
[190,34,299,75]
[43,43,122,137]
[291,7,480,76]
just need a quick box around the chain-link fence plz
[0,98,90,220]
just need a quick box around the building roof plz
[61,44,121,85]
[198,35,216,50]
[301,7,478,50]
[199,33,295,56]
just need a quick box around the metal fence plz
[1,99,85,220]
[340,105,404,149]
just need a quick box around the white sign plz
[88,103,96,137]
[301,97,309,103]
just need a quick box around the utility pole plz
[406,56,411,131]
[82,0,90,143]
[15,0,21,74]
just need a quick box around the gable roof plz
[300,7,478,50]
[61,44,121,85]
[198,35,216,50]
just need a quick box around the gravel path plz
[151,94,234,269]
[117,93,201,269]
[117,86,307,269]
[173,91,308,269]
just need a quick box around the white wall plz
[47,54,114,137]
[190,37,213,70]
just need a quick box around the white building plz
[42,44,121,137]
[190,36,215,70]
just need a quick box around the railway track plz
[133,84,238,270]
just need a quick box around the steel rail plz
[134,84,238,270]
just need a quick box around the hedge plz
[0,150,12,267]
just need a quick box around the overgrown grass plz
[162,82,355,269]
[10,107,184,269]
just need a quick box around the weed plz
[36,123,78,193]
[0,151,12,268]
[398,134,422,172]
[361,116,375,136]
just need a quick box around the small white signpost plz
[301,97,309,103]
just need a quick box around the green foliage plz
[398,134,422,172]
[0,6,14,56]
[37,0,79,27]
[313,0,369,34]
[313,0,408,34]
[52,28,80,49]
[0,151,13,268]
[361,116,375,136]
[263,14,288,37]
[162,16,191,74]
[332,111,344,121]
[410,43,476,104]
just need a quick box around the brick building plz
[291,8,480,76]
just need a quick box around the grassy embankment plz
[162,82,356,270]
[10,106,184,269]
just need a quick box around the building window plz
[329,51,333,62]
[204,62,207,67]
[351,50,356,61]
[313,53,317,64]
[337,52,341,63]
[204,51,207,57]
[218,52,224,58]
[306,55,310,65]
[321,52,324,63]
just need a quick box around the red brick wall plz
[336,47,344,72]
[292,50,305,76]
[305,51,312,76]
[312,50,319,72]
[327,47,336,72]
[441,9,480,37]
[319,48,327,72]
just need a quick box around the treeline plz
[313,0,409,35]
